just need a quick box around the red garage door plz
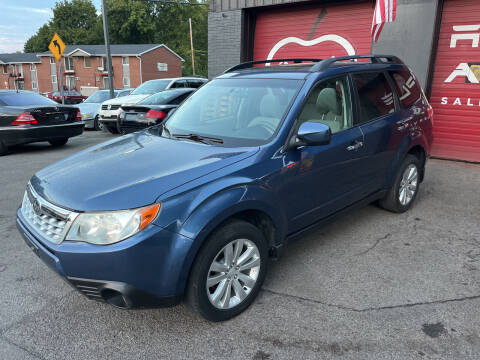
[253,2,374,63]
[430,0,480,162]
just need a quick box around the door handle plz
[347,141,363,151]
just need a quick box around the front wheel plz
[187,220,268,322]
[48,138,69,147]
[379,154,421,213]
[94,115,104,131]
[104,124,119,134]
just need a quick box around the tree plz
[24,0,102,52]
[24,0,209,77]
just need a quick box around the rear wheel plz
[0,141,8,156]
[187,220,268,322]
[48,138,69,147]
[379,154,421,213]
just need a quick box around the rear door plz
[351,71,399,193]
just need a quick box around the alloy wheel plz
[399,164,418,206]
[206,239,261,309]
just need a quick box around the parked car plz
[99,77,207,134]
[78,89,133,130]
[118,88,196,134]
[16,55,433,321]
[46,90,87,104]
[0,90,84,156]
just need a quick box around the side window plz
[187,80,203,88]
[352,72,396,125]
[389,70,422,108]
[170,80,187,88]
[298,76,352,134]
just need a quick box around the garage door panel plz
[253,2,373,62]
[430,0,480,162]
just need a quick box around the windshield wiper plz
[172,133,224,145]
[161,123,172,138]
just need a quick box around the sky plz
[0,0,102,53]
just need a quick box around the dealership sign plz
[440,24,480,107]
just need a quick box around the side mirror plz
[294,122,331,147]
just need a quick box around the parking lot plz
[1,131,479,359]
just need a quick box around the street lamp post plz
[101,0,115,99]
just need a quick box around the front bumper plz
[16,208,193,308]
[0,123,84,146]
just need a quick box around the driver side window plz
[298,76,352,134]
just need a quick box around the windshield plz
[163,78,302,146]
[85,91,114,103]
[0,92,57,106]
[131,80,171,95]
[139,89,188,105]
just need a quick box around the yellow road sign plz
[48,33,66,61]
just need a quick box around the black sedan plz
[0,90,84,156]
[117,88,196,134]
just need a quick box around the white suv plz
[99,77,207,133]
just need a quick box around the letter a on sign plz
[49,33,66,61]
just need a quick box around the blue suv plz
[16,55,433,321]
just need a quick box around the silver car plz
[77,89,133,130]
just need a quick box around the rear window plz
[0,92,57,106]
[352,72,396,124]
[131,80,171,95]
[389,70,422,108]
[139,90,190,105]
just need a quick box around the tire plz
[105,124,119,134]
[379,154,421,213]
[0,141,7,156]
[94,115,104,131]
[48,138,69,147]
[187,220,269,322]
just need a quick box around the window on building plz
[51,75,58,92]
[352,72,396,125]
[103,77,110,89]
[15,64,23,77]
[64,57,74,71]
[30,64,38,90]
[66,75,75,90]
[122,57,129,65]
[122,56,130,88]
[2,65,7,74]
[17,81,25,90]
[50,57,55,64]
[101,57,107,70]
[389,70,422,108]
[84,57,91,68]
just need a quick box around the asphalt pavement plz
[0,131,479,359]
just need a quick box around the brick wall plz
[208,10,243,78]
[0,63,38,91]
[140,46,183,81]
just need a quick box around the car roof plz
[0,90,36,94]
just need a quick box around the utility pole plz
[189,18,195,76]
[101,0,114,99]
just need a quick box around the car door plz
[279,75,368,233]
[351,71,400,193]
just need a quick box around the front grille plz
[110,104,121,110]
[21,185,77,245]
[101,104,108,110]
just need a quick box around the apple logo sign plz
[264,8,356,66]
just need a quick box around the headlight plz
[66,203,161,245]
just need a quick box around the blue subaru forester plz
[17,55,433,321]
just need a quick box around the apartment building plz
[1,44,184,94]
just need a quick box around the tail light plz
[12,112,38,125]
[145,110,167,120]
[75,109,82,121]
[427,105,434,126]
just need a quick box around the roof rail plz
[224,58,322,73]
[310,54,403,72]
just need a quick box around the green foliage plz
[23,0,209,77]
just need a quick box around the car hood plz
[31,131,259,211]
[77,102,100,114]
[101,94,149,106]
